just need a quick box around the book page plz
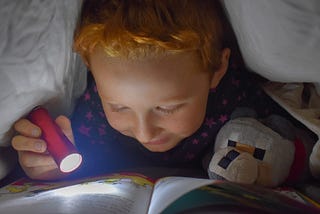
[147,176,214,214]
[148,177,320,214]
[0,174,154,214]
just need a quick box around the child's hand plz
[11,115,75,180]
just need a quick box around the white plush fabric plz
[0,0,87,147]
[222,0,320,85]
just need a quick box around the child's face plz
[89,48,223,152]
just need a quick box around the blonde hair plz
[74,0,230,72]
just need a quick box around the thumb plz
[55,115,75,144]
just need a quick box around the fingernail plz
[35,142,43,152]
[32,129,40,137]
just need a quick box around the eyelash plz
[155,106,180,114]
[110,106,128,112]
[109,105,182,114]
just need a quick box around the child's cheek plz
[161,112,205,137]
[105,112,132,133]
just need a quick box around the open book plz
[0,173,319,214]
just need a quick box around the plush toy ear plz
[230,107,257,120]
[262,114,296,141]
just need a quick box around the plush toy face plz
[209,147,259,183]
[208,117,295,187]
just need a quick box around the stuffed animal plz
[207,108,315,187]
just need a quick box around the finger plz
[24,166,63,181]
[55,115,75,144]
[12,135,47,153]
[18,151,56,168]
[14,119,41,138]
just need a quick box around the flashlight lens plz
[60,153,82,173]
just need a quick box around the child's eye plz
[155,105,181,114]
[111,107,128,112]
[109,104,128,112]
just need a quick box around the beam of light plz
[50,182,120,198]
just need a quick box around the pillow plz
[0,0,87,147]
[221,0,320,84]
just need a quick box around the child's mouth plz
[144,137,168,146]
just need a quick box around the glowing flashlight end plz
[60,153,82,173]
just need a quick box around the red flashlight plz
[28,106,82,173]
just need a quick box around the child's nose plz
[132,115,160,143]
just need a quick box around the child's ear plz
[210,48,231,88]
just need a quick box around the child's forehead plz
[91,54,211,88]
[90,47,212,98]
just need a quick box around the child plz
[11,0,287,180]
